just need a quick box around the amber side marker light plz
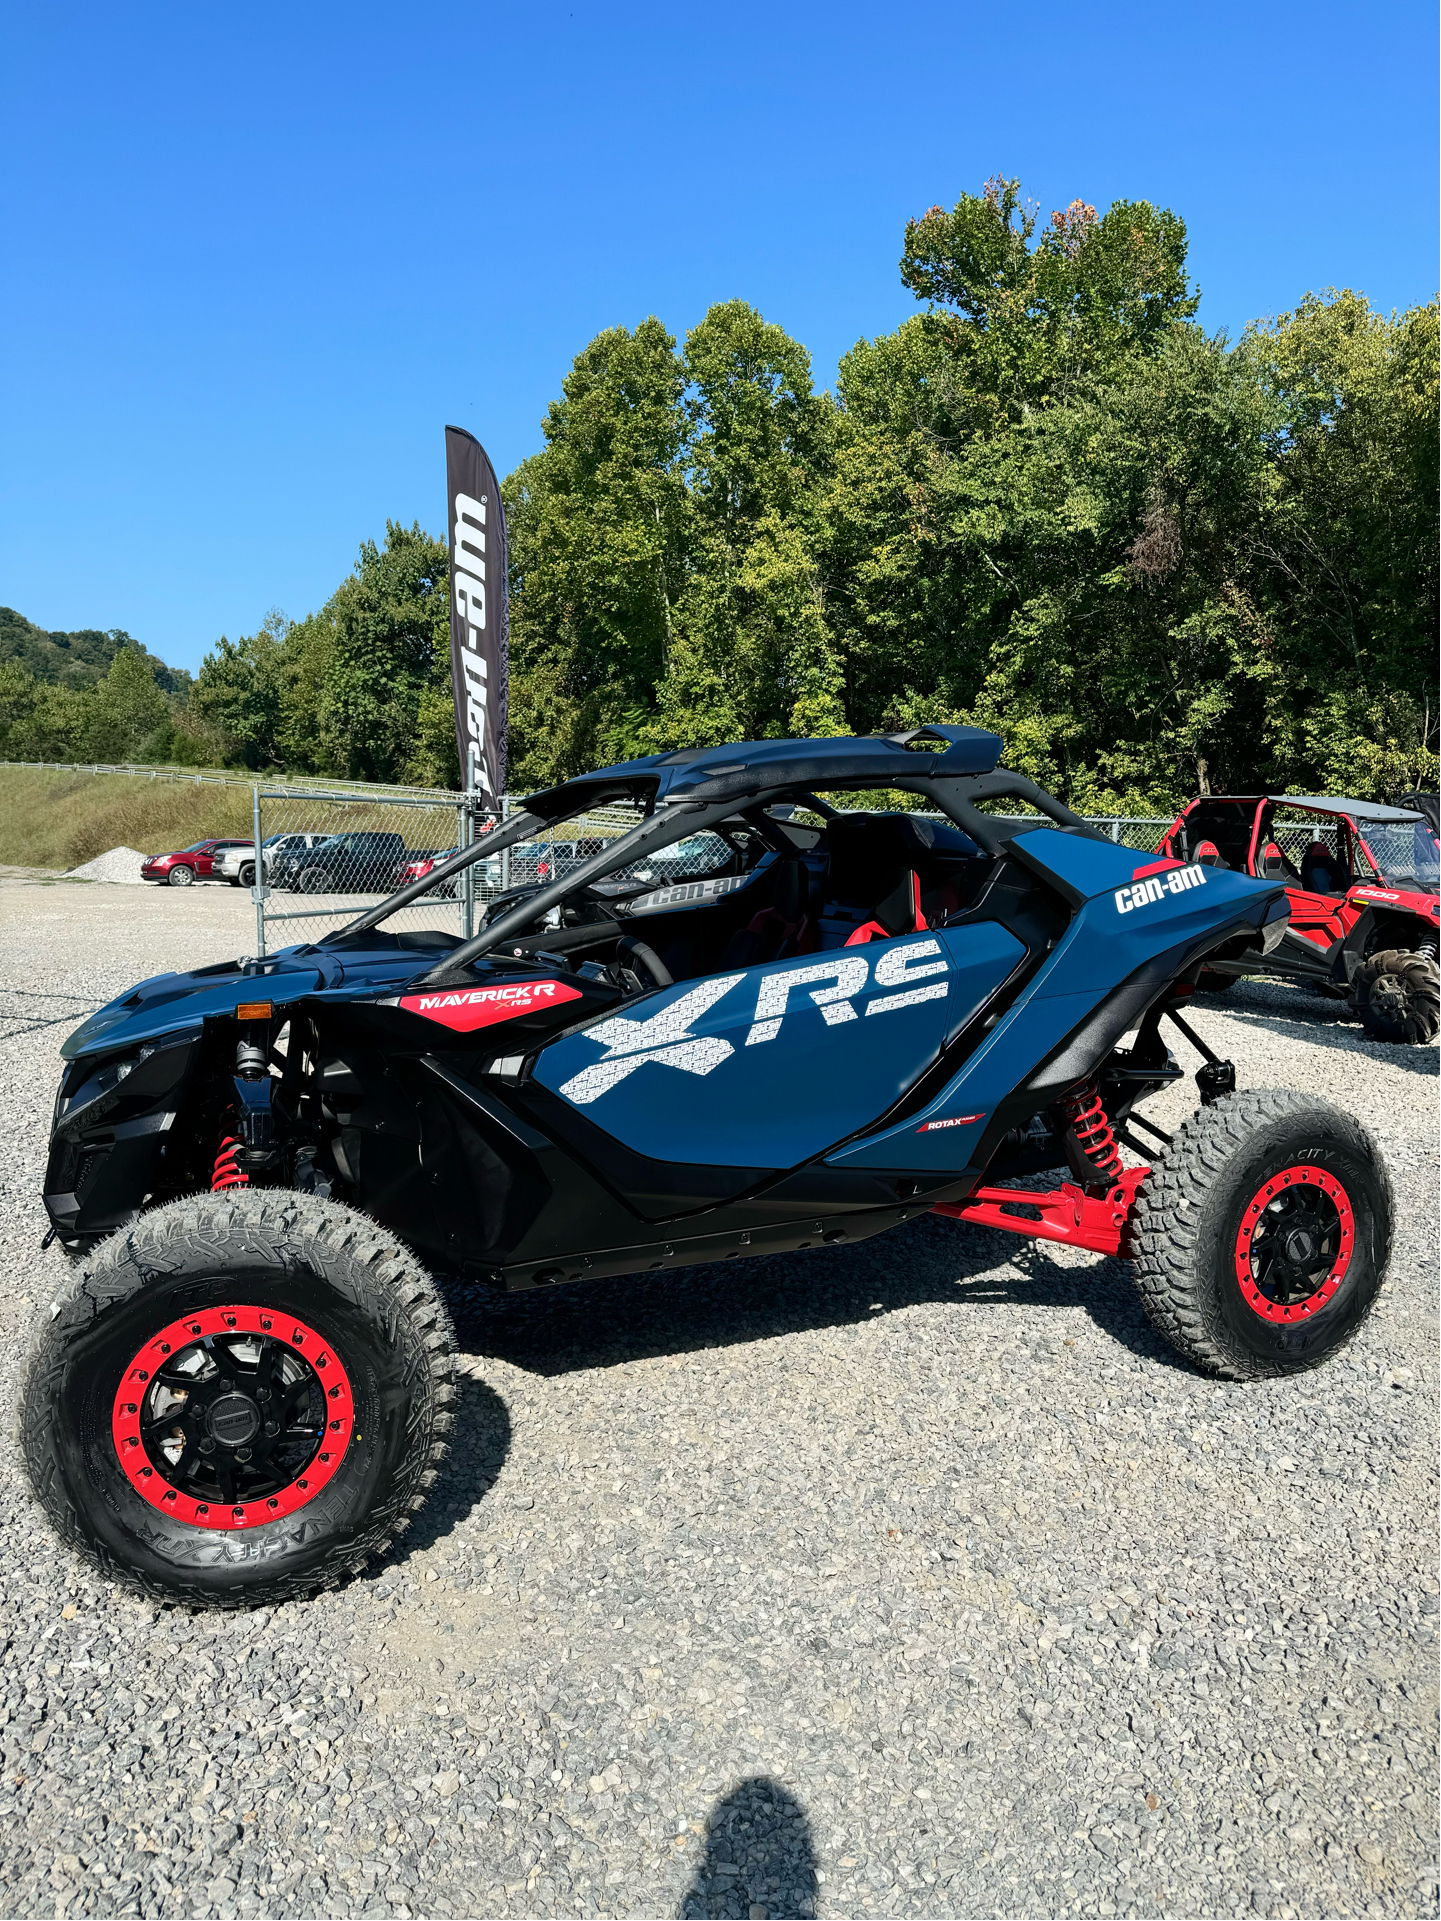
[235,1002,274,1021]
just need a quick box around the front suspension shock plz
[212,1136,248,1192]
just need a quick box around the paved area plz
[0,882,1435,1919]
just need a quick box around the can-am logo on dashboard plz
[1114,863,1207,916]
[399,980,582,1032]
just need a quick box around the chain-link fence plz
[251,793,747,954]
[250,789,1174,956]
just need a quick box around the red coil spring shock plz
[212,1136,248,1192]
[1058,1080,1122,1183]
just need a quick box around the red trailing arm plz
[932,1164,1149,1259]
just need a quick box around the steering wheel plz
[615,936,673,990]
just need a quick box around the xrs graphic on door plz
[533,924,1025,1168]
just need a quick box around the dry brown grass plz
[0,770,256,869]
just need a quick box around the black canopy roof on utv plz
[520,725,1006,816]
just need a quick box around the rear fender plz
[826,874,1276,1175]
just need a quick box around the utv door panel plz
[532,924,1024,1169]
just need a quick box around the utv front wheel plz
[21,1193,456,1607]
[1351,948,1440,1045]
[1131,1089,1391,1380]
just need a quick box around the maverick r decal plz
[397,979,583,1033]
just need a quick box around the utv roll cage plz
[323,726,1109,975]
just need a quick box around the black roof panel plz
[524,726,1004,816]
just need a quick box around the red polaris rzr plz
[1157,792,1440,1044]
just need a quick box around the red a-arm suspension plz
[932,1163,1149,1258]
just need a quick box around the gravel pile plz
[0,885,1434,1919]
[65,847,149,884]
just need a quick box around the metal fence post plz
[500,794,512,894]
[251,783,268,960]
[1110,820,1120,842]
[460,745,477,941]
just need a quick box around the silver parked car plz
[215,833,330,888]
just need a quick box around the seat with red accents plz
[720,857,814,966]
[844,871,928,945]
[1260,840,1296,881]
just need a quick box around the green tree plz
[191,611,290,769]
[899,177,1198,423]
[1242,291,1439,795]
[318,523,452,784]
[659,302,843,745]
[504,318,689,785]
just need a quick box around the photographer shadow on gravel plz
[680,1776,818,1921]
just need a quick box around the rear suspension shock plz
[1057,1079,1123,1183]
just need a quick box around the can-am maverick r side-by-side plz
[1157,791,1440,1043]
[25,729,1393,1606]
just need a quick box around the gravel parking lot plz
[0,878,1435,1920]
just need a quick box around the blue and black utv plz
[25,729,1393,1606]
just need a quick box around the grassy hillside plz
[0,768,255,869]
[0,606,189,693]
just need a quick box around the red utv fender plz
[1347,882,1441,921]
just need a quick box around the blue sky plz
[3,0,1436,673]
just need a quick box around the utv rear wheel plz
[21,1193,456,1607]
[1351,948,1440,1045]
[1131,1089,1391,1380]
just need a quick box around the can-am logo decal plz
[1114,863,1207,916]
[399,979,582,1032]
[557,939,950,1105]
[625,875,749,915]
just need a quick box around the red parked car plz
[1157,792,1439,1043]
[139,839,252,887]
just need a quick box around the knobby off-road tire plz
[20,1193,456,1607]
[1131,1089,1392,1381]
[1351,948,1440,1045]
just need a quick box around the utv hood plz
[59,941,450,1061]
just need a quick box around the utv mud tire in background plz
[1131,1089,1392,1381]
[1351,948,1441,1045]
[21,1193,456,1608]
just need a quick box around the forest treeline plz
[3,181,1436,808]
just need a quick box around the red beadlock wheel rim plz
[1232,1166,1354,1324]
[111,1305,354,1530]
